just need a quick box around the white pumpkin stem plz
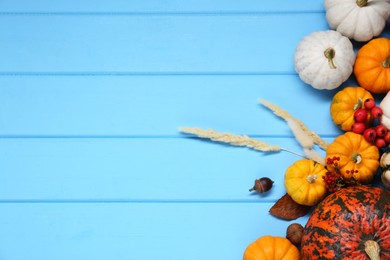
[306,174,317,184]
[352,153,362,164]
[382,56,390,68]
[356,0,368,7]
[364,240,380,260]
[324,48,337,69]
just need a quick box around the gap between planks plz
[0,11,325,16]
[0,199,277,204]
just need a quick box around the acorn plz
[286,223,304,247]
[249,177,274,193]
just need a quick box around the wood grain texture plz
[0,0,324,13]
[0,203,308,260]
[0,14,328,73]
[0,76,340,136]
[0,137,330,201]
[0,0,389,259]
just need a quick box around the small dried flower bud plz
[286,223,304,247]
[249,177,274,193]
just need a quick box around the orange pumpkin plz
[326,132,379,184]
[284,160,327,206]
[243,235,300,260]
[330,86,373,131]
[354,37,390,94]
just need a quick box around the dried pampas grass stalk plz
[303,148,325,166]
[259,99,329,150]
[180,127,280,152]
[179,99,329,165]
[180,127,307,158]
[286,118,314,149]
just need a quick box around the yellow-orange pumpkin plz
[284,159,327,206]
[354,37,390,94]
[330,86,373,131]
[326,132,379,184]
[243,235,300,260]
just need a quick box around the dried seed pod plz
[286,223,304,247]
[249,177,274,193]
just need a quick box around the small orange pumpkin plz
[243,235,300,260]
[330,86,373,131]
[326,132,379,184]
[354,37,390,93]
[284,159,327,206]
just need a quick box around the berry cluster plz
[323,156,344,193]
[351,98,389,148]
[323,156,360,193]
[322,171,345,193]
[326,156,340,168]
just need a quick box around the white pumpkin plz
[382,170,390,189]
[294,30,355,90]
[324,0,390,42]
[380,151,390,189]
[380,149,390,169]
[380,91,390,129]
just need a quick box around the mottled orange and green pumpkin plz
[301,186,390,260]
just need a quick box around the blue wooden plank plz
[0,76,343,136]
[0,137,330,201]
[0,14,329,73]
[0,0,324,13]
[0,202,309,260]
[1,1,387,259]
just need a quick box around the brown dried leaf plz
[269,193,311,220]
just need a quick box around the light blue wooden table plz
[0,1,388,259]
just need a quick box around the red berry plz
[375,124,388,137]
[351,122,366,134]
[363,128,376,142]
[375,138,387,148]
[384,131,390,143]
[364,98,376,110]
[371,106,383,118]
[354,108,368,122]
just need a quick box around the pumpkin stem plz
[382,56,390,68]
[306,174,318,184]
[352,153,362,164]
[324,48,337,69]
[353,98,363,111]
[356,0,368,7]
[364,240,380,260]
